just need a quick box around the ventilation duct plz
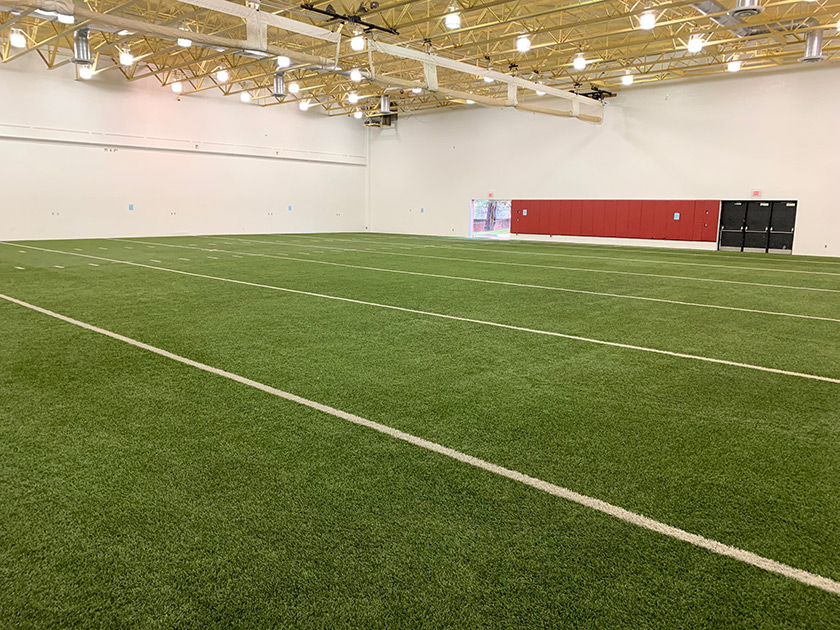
[380,94,391,114]
[691,0,768,38]
[728,0,764,19]
[271,72,285,97]
[799,29,826,63]
[72,28,90,64]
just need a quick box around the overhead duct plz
[271,72,286,97]
[728,0,764,19]
[380,94,391,114]
[72,28,90,64]
[799,29,826,63]
[692,0,769,38]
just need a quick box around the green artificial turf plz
[1,232,838,628]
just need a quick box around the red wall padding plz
[511,199,720,242]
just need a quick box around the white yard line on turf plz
[280,234,840,277]
[113,239,840,324]
[3,241,839,384]
[1,290,838,597]
[231,237,840,294]
[359,233,840,266]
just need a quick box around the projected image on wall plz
[471,199,511,239]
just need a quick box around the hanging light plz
[299,100,311,111]
[72,28,91,65]
[687,35,704,53]
[78,64,94,80]
[347,92,359,104]
[56,13,75,25]
[727,58,741,72]
[483,76,494,83]
[171,81,183,93]
[465,99,475,104]
[354,111,363,119]
[411,87,422,94]
[516,34,531,53]
[177,36,192,47]
[535,87,546,95]
[216,68,229,82]
[119,49,134,66]
[350,68,363,82]
[639,11,656,30]
[444,12,461,29]
[622,72,634,85]
[240,92,252,103]
[350,35,365,51]
[573,54,587,70]
[276,56,291,68]
[288,82,300,94]
[9,29,26,49]
[117,29,132,36]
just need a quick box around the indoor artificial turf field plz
[1,232,838,628]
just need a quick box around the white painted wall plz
[368,64,840,257]
[0,56,366,240]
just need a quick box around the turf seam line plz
[3,241,838,384]
[115,238,840,324]
[1,290,838,597]
[278,234,840,277]
[231,237,840,294]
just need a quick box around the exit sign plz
[751,189,762,198]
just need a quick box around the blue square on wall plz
[128,204,134,211]
[673,212,680,220]
[523,209,528,216]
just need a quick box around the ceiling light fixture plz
[216,68,229,82]
[9,29,26,48]
[622,72,634,85]
[240,92,252,103]
[411,87,422,94]
[348,92,359,104]
[350,35,365,51]
[573,54,587,70]
[728,58,742,72]
[276,55,291,68]
[516,34,531,53]
[483,76,494,83]
[639,11,656,30]
[56,13,74,25]
[466,99,475,104]
[354,111,363,119]
[119,49,134,66]
[350,68,363,82]
[445,12,461,30]
[171,81,183,93]
[78,64,94,80]
[687,35,704,53]
[299,100,310,111]
[288,82,300,93]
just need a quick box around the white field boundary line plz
[3,241,839,385]
[365,233,840,267]
[279,234,840,278]
[230,237,840,295]
[1,291,838,597]
[113,238,840,324]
